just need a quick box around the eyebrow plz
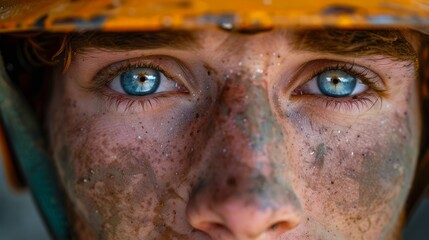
[69,31,199,52]
[290,29,416,61]
[68,29,416,61]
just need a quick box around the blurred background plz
[0,158,50,240]
[0,156,428,240]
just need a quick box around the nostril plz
[269,220,299,235]
[213,223,231,234]
[197,222,234,238]
[270,223,279,231]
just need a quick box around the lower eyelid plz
[289,90,381,114]
[99,88,188,113]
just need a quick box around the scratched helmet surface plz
[0,0,429,32]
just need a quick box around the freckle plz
[226,177,236,187]
[331,181,334,184]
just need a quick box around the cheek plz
[49,96,212,238]
[282,107,418,236]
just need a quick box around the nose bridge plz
[218,57,285,170]
[210,62,293,202]
[200,33,292,189]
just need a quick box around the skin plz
[47,29,421,239]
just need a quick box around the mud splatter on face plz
[313,143,326,169]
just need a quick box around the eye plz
[289,61,386,113]
[109,67,178,96]
[297,69,368,97]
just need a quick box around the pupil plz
[332,78,340,84]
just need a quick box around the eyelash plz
[293,62,386,112]
[91,60,186,112]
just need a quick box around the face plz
[47,29,421,239]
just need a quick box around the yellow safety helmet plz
[0,0,428,32]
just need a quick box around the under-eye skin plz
[291,61,386,113]
[88,56,190,112]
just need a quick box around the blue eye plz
[317,70,356,97]
[295,68,368,97]
[109,66,187,97]
[120,68,161,96]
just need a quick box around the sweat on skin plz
[46,29,421,240]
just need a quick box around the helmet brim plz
[1,0,429,32]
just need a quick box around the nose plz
[187,179,302,239]
[186,73,302,239]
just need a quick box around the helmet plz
[1,0,429,32]
[0,1,428,239]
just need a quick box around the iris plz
[317,70,357,97]
[120,68,161,96]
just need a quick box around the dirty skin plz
[49,92,215,239]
